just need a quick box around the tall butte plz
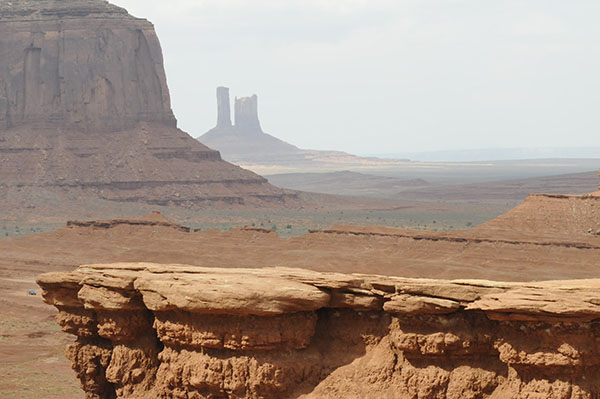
[0,0,297,207]
[199,87,300,163]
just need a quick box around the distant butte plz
[199,87,302,162]
[197,87,407,169]
[0,1,298,208]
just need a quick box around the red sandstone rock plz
[38,263,600,399]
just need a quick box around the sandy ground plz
[0,274,83,398]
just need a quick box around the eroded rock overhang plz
[37,263,600,398]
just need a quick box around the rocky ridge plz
[38,263,600,399]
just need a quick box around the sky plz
[115,0,600,155]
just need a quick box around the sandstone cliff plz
[38,263,600,399]
[0,0,175,131]
[234,95,262,132]
[0,0,297,208]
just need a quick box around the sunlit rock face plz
[38,263,600,399]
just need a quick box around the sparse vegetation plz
[174,204,510,237]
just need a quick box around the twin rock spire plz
[216,87,262,133]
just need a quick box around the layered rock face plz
[38,263,600,399]
[0,0,175,131]
[0,1,296,207]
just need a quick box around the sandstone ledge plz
[38,263,600,398]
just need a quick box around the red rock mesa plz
[0,0,297,207]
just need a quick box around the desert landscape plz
[1,0,600,398]
[3,183,600,398]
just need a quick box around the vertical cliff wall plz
[0,0,175,131]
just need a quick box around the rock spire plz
[216,86,232,128]
[199,88,301,162]
[234,94,262,132]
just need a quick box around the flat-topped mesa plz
[38,263,600,399]
[0,2,299,208]
[0,0,128,20]
[0,0,176,132]
[234,94,262,132]
[216,87,232,128]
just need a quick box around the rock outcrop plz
[66,211,191,232]
[0,0,298,208]
[38,263,600,399]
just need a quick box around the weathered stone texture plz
[0,0,175,131]
[38,263,600,399]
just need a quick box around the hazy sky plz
[116,0,599,155]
